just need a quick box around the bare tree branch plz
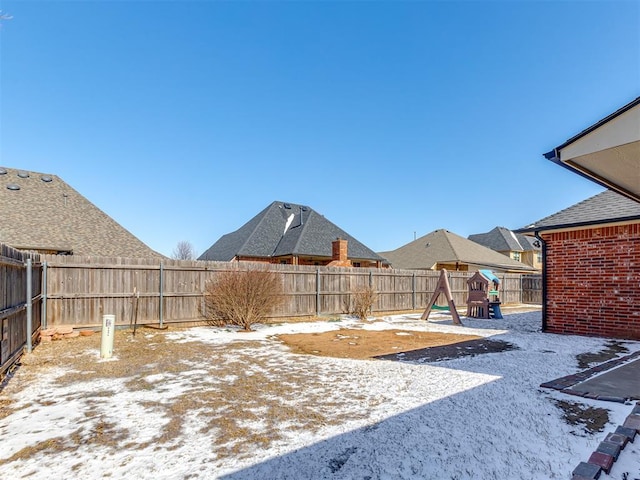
[172,240,196,260]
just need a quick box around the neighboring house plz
[198,201,387,268]
[518,96,640,340]
[468,226,542,270]
[378,229,538,273]
[0,167,163,258]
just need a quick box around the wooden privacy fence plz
[521,274,543,304]
[0,245,42,377]
[41,255,542,328]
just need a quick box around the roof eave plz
[13,244,74,254]
[515,214,640,234]
[544,97,640,203]
[438,257,535,273]
[545,149,640,203]
[551,97,640,152]
[462,261,537,273]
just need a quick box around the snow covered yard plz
[1,308,639,479]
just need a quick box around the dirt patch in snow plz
[276,329,484,360]
[576,340,630,369]
[552,399,610,435]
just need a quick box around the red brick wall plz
[332,238,348,262]
[542,223,640,339]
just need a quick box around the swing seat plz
[431,305,450,311]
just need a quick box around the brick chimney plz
[328,238,351,267]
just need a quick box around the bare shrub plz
[203,268,284,331]
[351,285,377,321]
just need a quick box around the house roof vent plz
[283,203,291,209]
[7,184,20,191]
[0,168,7,175]
[41,175,53,182]
[17,171,29,178]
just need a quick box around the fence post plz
[412,272,416,310]
[520,275,523,304]
[26,258,33,353]
[369,270,375,312]
[159,262,164,328]
[316,268,320,316]
[42,261,48,329]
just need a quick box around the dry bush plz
[350,285,377,321]
[203,268,284,331]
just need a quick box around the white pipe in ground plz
[100,314,115,359]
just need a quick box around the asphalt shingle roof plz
[469,226,540,252]
[517,190,640,232]
[378,229,537,272]
[0,167,163,258]
[198,201,385,262]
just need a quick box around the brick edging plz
[571,402,639,479]
[538,352,640,479]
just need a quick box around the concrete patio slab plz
[570,358,640,400]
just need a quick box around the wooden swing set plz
[420,269,462,325]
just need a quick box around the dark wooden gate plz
[0,244,42,377]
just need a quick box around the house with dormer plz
[198,201,387,268]
[468,226,542,270]
[378,229,537,273]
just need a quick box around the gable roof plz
[516,189,640,233]
[378,229,537,273]
[468,227,541,252]
[518,234,540,251]
[198,201,385,262]
[0,167,163,258]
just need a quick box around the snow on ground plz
[0,308,639,479]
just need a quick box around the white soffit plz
[559,105,640,200]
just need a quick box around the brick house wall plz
[235,254,384,268]
[542,222,640,339]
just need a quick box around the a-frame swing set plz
[420,269,462,325]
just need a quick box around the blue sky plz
[1,1,638,258]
